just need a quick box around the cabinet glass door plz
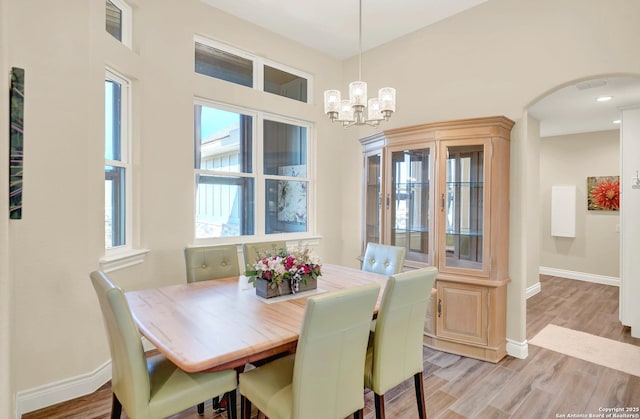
[364,152,382,245]
[442,144,485,271]
[389,147,432,265]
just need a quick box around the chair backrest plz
[242,241,287,270]
[362,243,406,276]
[90,271,150,418]
[291,283,380,419]
[184,244,241,283]
[370,267,438,394]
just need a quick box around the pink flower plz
[591,179,620,210]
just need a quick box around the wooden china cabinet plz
[359,116,514,363]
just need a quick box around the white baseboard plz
[539,266,620,287]
[506,338,529,359]
[15,360,111,419]
[526,282,541,299]
[15,338,156,418]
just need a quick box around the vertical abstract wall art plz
[9,67,25,219]
[587,175,620,211]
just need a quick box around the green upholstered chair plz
[90,271,238,419]
[184,244,241,283]
[238,283,381,419]
[362,243,406,276]
[242,241,287,271]
[183,245,240,414]
[364,267,438,419]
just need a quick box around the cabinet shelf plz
[445,230,483,237]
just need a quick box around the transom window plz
[105,0,132,48]
[194,101,311,240]
[194,36,312,104]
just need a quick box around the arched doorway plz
[522,74,640,349]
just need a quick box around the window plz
[264,64,308,103]
[194,101,311,239]
[194,36,312,103]
[105,0,132,48]
[263,119,308,233]
[105,70,131,250]
[195,42,253,87]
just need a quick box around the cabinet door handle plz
[386,193,390,210]
[440,193,445,211]
[437,299,442,318]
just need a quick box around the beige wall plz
[1,0,12,416]
[539,130,620,278]
[5,0,640,413]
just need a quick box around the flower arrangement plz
[246,248,322,295]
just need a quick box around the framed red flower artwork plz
[587,176,620,211]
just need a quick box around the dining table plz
[125,263,388,373]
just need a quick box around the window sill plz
[99,248,150,273]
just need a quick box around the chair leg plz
[240,394,252,419]
[354,408,364,419]
[197,402,205,415]
[111,393,122,419]
[374,393,385,419]
[227,390,237,419]
[414,372,427,419]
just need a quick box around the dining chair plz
[184,244,241,283]
[90,271,238,419]
[242,240,287,269]
[238,283,381,419]
[183,244,240,414]
[364,267,438,419]
[361,243,406,276]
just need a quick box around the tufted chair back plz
[184,245,241,283]
[242,241,287,270]
[362,243,406,276]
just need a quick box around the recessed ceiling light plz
[613,119,621,124]
[596,96,613,102]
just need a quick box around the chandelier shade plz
[323,0,396,128]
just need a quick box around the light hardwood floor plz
[23,275,640,419]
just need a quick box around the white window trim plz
[105,68,136,262]
[193,98,315,243]
[108,0,132,48]
[193,35,313,103]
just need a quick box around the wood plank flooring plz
[23,275,640,419]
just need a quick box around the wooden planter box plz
[255,276,318,299]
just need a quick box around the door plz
[436,281,488,345]
[385,143,435,266]
[438,139,491,276]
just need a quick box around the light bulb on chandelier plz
[323,0,396,128]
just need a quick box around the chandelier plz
[323,0,396,128]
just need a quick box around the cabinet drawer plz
[436,281,488,345]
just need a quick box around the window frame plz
[193,98,314,243]
[106,0,132,48]
[193,35,313,104]
[105,68,133,254]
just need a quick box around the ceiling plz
[528,77,640,137]
[201,1,640,136]
[200,0,488,60]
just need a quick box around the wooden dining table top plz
[125,263,388,373]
